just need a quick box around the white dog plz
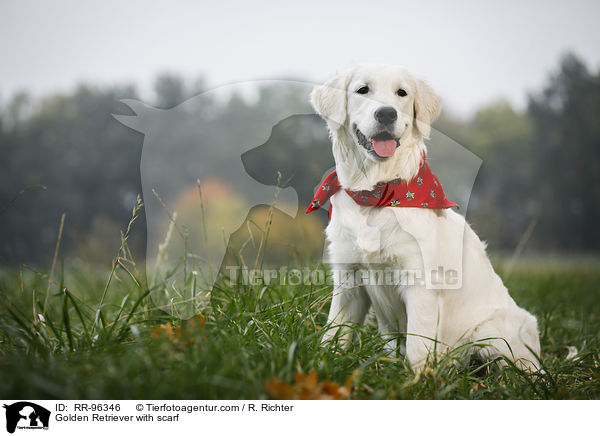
[309,64,541,371]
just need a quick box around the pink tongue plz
[372,139,397,157]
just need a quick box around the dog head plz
[311,64,440,164]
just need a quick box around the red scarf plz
[306,155,458,218]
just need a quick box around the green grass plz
[0,205,599,399]
[1,260,599,400]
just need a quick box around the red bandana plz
[306,155,458,218]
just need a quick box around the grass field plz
[1,211,599,400]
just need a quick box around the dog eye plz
[397,88,407,97]
[356,86,369,94]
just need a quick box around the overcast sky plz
[1,0,599,116]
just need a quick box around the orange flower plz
[151,314,205,345]
[265,369,358,400]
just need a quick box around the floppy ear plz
[310,68,355,128]
[413,78,441,138]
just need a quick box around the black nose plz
[374,106,397,125]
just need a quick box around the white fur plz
[312,64,541,371]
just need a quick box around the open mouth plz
[353,125,400,159]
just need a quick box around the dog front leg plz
[404,288,443,371]
[322,266,371,348]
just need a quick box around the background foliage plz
[1,53,599,267]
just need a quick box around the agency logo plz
[2,402,50,434]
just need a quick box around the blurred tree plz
[0,85,145,265]
[435,102,534,249]
[467,101,534,249]
[154,73,186,109]
[528,53,600,251]
[5,91,32,128]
